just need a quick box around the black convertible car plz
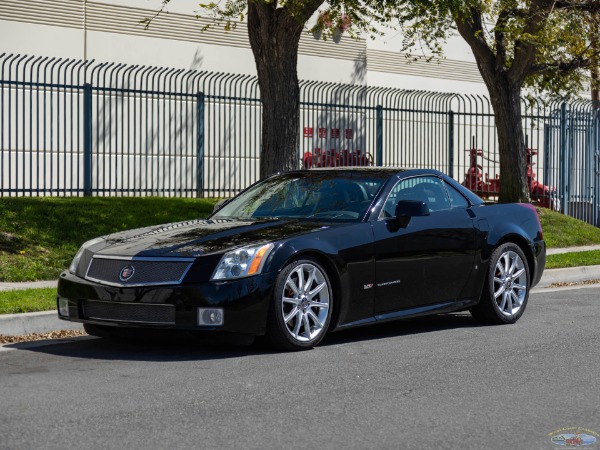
[57,168,545,350]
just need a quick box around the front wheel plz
[470,243,530,324]
[265,258,333,351]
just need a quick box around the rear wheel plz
[265,258,333,351]
[470,243,530,324]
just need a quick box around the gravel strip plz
[0,329,87,344]
[547,279,600,288]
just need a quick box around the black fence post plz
[196,91,205,198]
[594,109,600,228]
[83,83,92,196]
[376,105,383,167]
[543,124,550,199]
[448,110,455,178]
[559,103,568,215]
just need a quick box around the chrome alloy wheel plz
[493,250,527,317]
[281,263,330,342]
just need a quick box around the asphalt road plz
[1,286,599,450]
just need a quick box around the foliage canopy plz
[394,0,600,99]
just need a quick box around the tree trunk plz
[454,11,532,203]
[247,1,323,179]
[591,12,600,108]
[485,77,530,203]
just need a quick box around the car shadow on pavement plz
[6,333,262,362]
[321,312,487,347]
[9,312,488,361]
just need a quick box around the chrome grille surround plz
[85,255,194,287]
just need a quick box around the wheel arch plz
[470,236,532,325]
[494,234,535,284]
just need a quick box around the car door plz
[373,176,477,313]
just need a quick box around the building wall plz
[0,0,495,199]
[0,0,486,93]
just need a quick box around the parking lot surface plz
[1,286,599,450]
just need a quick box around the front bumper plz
[56,270,277,335]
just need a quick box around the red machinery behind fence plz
[462,147,559,210]
[303,148,374,169]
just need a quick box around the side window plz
[381,181,404,218]
[381,176,451,218]
[445,182,469,208]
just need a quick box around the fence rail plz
[1,53,599,227]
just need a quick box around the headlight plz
[211,243,274,280]
[69,237,105,274]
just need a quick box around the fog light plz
[58,297,69,317]
[198,308,223,326]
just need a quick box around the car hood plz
[96,218,338,258]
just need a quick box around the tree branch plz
[553,0,600,13]
[453,6,495,71]
[531,56,593,74]
[139,0,171,30]
[494,7,524,72]
[290,0,326,24]
[507,0,553,85]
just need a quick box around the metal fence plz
[1,53,599,227]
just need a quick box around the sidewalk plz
[0,280,56,292]
[546,244,600,255]
[1,248,600,337]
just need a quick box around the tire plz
[265,257,333,351]
[83,323,113,338]
[470,243,530,325]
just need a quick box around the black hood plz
[96,218,339,258]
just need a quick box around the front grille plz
[86,257,193,287]
[82,300,175,325]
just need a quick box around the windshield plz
[212,172,388,221]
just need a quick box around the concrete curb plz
[0,311,82,336]
[534,264,600,288]
[1,265,600,337]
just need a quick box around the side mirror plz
[213,199,229,212]
[386,200,430,231]
[394,200,430,218]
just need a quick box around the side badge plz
[363,284,374,290]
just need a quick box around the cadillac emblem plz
[119,265,135,282]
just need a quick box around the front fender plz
[263,222,376,328]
